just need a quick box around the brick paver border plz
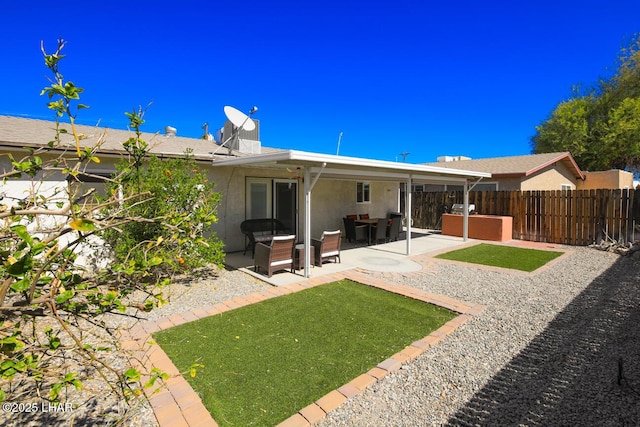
[121,270,486,427]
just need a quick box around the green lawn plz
[435,243,563,272]
[153,279,456,426]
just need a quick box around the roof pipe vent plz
[165,126,177,137]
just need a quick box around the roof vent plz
[437,155,471,162]
[219,119,261,154]
[165,126,177,137]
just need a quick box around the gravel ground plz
[9,246,637,426]
[317,246,640,427]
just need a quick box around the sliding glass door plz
[246,178,298,234]
[274,180,297,233]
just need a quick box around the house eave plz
[211,150,491,182]
[526,152,585,180]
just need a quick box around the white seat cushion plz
[322,250,339,257]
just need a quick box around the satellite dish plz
[224,106,256,131]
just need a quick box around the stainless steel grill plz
[451,203,475,215]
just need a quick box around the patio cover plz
[211,150,491,278]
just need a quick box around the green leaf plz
[50,382,63,401]
[6,254,33,276]
[48,336,61,350]
[124,368,140,382]
[10,224,33,245]
[148,256,163,267]
[55,290,75,304]
[69,218,95,232]
[0,360,15,370]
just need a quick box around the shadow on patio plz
[225,231,472,286]
[447,253,640,426]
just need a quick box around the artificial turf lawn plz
[153,279,456,426]
[435,243,563,272]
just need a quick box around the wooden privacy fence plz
[406,189,640,246]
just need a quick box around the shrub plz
[0,39,223,421]
[102,145,225,276]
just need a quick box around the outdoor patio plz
[225,230,474,286]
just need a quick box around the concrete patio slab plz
[224,232,475,286]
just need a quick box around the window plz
[246,178,272,219]
[356,182,370,203]
[473,182,499,191]
[561,184,573,191]
[67,171,111,206]
[445,184,464,192]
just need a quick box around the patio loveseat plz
[240,218,292,256]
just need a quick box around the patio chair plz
[311,230,341,267]
[254,234,296,277]
[343,217,368,245]
[386,217,401,241]
[370,218,388,244]
[359,213,370,219]
[346,214,358,220]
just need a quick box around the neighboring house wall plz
[578,170,634,190]
[520,163,578,191]
[494,177,523,191]
[1,154,69,205]
[1,150,117,270]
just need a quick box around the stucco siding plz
[578,170,634,189]
[207,166,297,253]
[209,165,400,252]
[494,177,523,191]
[521,163,577,191]
[311,179,398,239]
[3,149,401,255]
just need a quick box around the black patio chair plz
[371,218,388,244]
[343,217,368,245]
[386,217,401,241]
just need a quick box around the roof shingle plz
[0,115,282,161]
[423,152,584,179]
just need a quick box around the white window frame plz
[246,177,273,219]
[560,183,573,191]
[356,182,371,204]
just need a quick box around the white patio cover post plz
[303,166,311,278]
[405,175,412,255]
[463,179,469,241]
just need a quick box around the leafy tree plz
[532,34,640,173]
[101,137,225,275]
[0,39,221,422]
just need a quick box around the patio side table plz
[294,244,305,270]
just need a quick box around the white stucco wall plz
[310,179,398,237]
[208,165,400,252]
[3,151,402,257]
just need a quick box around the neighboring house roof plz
[0,115,283,162]
[423,152,585,180]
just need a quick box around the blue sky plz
[2,1,639,164]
